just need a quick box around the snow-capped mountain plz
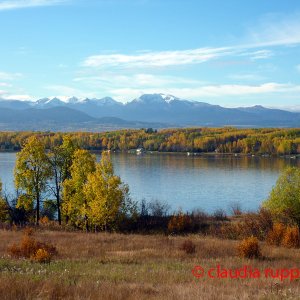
[34,97,66,108]
[0,93,300,128]
[80,97,122,106]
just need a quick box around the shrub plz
[8,230,57,262]
[40,216,50,225]
[218,223,242,240]
[229,202,242,216]
[31,248,52,263]
[179,240,196,254]
[241,209,273,241]
[168,212,192,234]
[282,226,300,248]
[266,223,286,246]
[237,236,261,259]
[213,209,227,221]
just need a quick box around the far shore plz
[0,148,299,159]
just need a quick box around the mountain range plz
[0,93,299,131]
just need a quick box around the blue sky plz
[0,0,300,110]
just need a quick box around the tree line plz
[0,127,299,155]
[0,136,136,230]
[1,134,300,236]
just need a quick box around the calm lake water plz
[0,152,299,213]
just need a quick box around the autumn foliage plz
[267,223,300,248]
[8,229,57,263]
[0,128,299,154]
[168,212,192,234]
[266,223,286,246]
[237,236,261,259]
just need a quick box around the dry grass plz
[1,229,300,299]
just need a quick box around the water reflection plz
[0,152,298,213]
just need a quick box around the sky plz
[0,0,300,110]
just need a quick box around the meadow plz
[1,227,300,300]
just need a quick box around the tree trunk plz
[56,194,61,225]
[85,216,89,232]
[36,192,40,226]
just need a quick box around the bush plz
[40,216,50,225]
[266,223,286,246]
[8,230,57,262]
[218,223,242,240]
[241,209,273,241]
[237,236,261,259]
[213,209,227,221]
[179,240,196,254]
[282,226,300,248]
[216,209,273,241]
[168,212,192,234]
[229,202,242,216]
[31,248,52,263]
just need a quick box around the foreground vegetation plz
[0,127,299,155]
[1,132,300,299]
[1,228,300,300]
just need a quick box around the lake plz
[0,152,299,213]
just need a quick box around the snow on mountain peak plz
[159,93,179,103]
[133,93,180,104]
[67,96,80,104]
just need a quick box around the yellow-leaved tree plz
[62,149,96,229]
[47,136,77,225]
[14,137,52,225]
[264,166,300,229]
[84,151,136,231]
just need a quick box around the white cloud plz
[228,73,266,81]
[240,50,273,60]
[81,46,276,70]
[73,73,203,88]
[82,47,234,69]
[0,89,32,101]
[108,83,300,102]
[45,84,97,99]
[0,71,22,81]
[244,13,300,48]
[3,94,32,100]
[0,82,12,87]
[0,0,68,10]
[82,13,300,70]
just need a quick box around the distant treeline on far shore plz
[0,127,299,155]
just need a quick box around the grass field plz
[1,229,300,300]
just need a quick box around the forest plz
[0,127,299,155]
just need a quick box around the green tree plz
[62,149,96,229]
[263,167,300,228]
[14,136,51,225]
[84,152,136,231]
[48,136,77,225]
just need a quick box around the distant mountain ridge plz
[0,93,300,130]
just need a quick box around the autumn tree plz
[0,179,9,222]
[264,167,300,229]
[14,136,51,225]
[84,151,136,231]
[48,136,77,225]
[62,149,96,229]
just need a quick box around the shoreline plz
[0,149,299,159]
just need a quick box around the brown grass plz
[179,240,196,254]
[1,229,300,299]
